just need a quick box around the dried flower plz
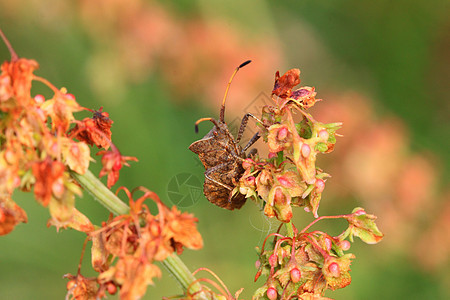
[97,149,138,188]
[0,196,27,236]
[70,107,113,149]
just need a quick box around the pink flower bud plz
[242,159,253,169]
[267,287,278,300]
[328,262,340,277]
[340,240,351,251]
[52,180,65,199]
[277,127,288,140]
[107,282,117,295]
[315,178,325,193]
[34,94,45,104]
[245,176,256,186]
[65,93,75,100]
[324,238,333,251]
[269,254,277,267]
[255,260,261,269]
[268,152,277,159]
[354,208,366,216]
[290,268,301,283]
[301,144,311,158]
[318,129,329,141]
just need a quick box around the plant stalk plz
[70,169,129,215]
[71,169,206,298]
[285,221,295,238]
[162,255,209,300]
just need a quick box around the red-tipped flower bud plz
[245,176,256,187]
[255,260,261,269]
[301,143,311,158]
[324,237,333,251]
[315,178,325,193]
[65,93,75,100]
[269,254,277,267]
[328,262,340,277]
[34,94,45,104]
[52,180,65,199]
[290,267,301,283]
[318,129,329,141]
[106,282,117,295]
[242,159,253,169]
[340,240,351,251]
[277,127,289,140]
[354,209,366,215]
[267,287,278,300]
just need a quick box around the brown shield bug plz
[189,60,261,210]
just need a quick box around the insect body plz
[189,60,260,210]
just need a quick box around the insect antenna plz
[194,117,220,133]
[219,60,252,123]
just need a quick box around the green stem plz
[71,169,206,297]
[161,254,196,290]
[162,255,209,299]
[285,221,295,238]
[70,169,129,215]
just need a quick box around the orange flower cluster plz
[0,30,130,233]
[232,69,384,299]
[237,69,341,222]
[0,31,204,299]
[0,51,82,232]
[254,209,382,299]
[66,188,203,300]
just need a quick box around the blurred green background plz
[0,0,449,299]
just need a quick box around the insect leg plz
[204,163,234,191]
[235,113,262,143]
[243,132,261,151]
[246,148,258,158]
